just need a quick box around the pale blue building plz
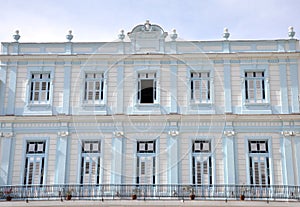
[0,21,300,206]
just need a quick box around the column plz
[279,63,289,113]
[7,64,17,115]
[223,126,236,184]
[116,63,124,114]
[111,134,124,184]
[290,64,299,113]
[54,126,69,184]
[0,65,6,115]
[170,61,178,114]
[294,136,300,185]
[62,63,71,115]
[224,60,232,113]
[167,128,179,184]
[281,136,295,185]
[0,132,14,185]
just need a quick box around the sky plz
[0,0,299,43]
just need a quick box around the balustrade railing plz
[0,184,299,201]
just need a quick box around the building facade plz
[0,21,300,205]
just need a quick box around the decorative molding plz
[168,130,179,137]
[223,130,236,137]
[281,131,298,137]
[58,131,69,137]
[0,132,14,138]
[113,131,124,137]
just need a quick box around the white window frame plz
[83,72,105,106]
[190,71,211,104]
[245,137,273,186]
[248,140,270,186]
[80,140,102,184]
[241,65,271,114]
[21,137,49,186]
[244,71,266,104]
[29,73,51,104]
[191,140,213,185]
[187,67,215,114]
[24,67,54,115]
[136,140,157,185]
[137,72,158,105]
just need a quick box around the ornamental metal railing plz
[0,184,300,201]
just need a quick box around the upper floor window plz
[190,72,210,104]
[245,71,265,103]
[29,73,50,104]
[248,140,270,186]
[24,141,46,185]
[84,73,104,105]
[137,73,157,104]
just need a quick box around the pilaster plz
[281,136,295,185]
[7,64,17,115]
[290,64,299,113]
[279,64,289,113]
[63,63,71,114]
[222,125,236,184]
[167,124,179,184]
[224,60,232,113]
[116,63,124,114]
[0,129,14,185]
[54,124,69,184]
[170,61,178,114]
[111,132,124,184]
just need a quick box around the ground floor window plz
[24,141,46,185]
[136,140,156,184]
[80,140,101,184]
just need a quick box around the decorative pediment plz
[128,20,168,53]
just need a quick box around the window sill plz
[27,103,51,108]
[244,102,270,107]
[135,103,160,108]
[190,102,213,107]
[82,103,106,107]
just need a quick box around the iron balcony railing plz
[0,184,300,201]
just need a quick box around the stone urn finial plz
[288,26,295,39]
[223,27,230,40]
[118,29,125,41]
[66,30,73,42]
[170,29,178,41]
[13,30,21,42]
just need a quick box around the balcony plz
[0,184,299,205]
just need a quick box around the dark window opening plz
[140,80,154,104]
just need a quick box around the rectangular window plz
[30,73,51,104]
[137,140,156,153]
[24,141,46,185]
[245,71,265,103]
[248,140,270,186]
[84,73,104,105]
[190,72,210,103]
[137,73,157,104]
[136,140,156,184]
[80,141,101,184]
[192,140,212,185]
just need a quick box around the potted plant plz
[183,185,195,200]
[4,188,13,201]
[189,187,195,200]
[65,188,73,200]
[131,188,138,200]
[240,185,245,200]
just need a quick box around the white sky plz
[0,0,299,42]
